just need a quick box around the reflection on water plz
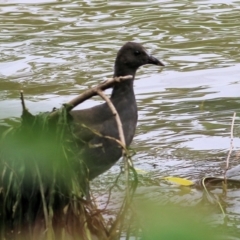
[0,0,240,234]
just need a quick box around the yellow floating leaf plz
[135,168,148,174]
[164,177,194,186]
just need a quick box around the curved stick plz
[49,75,133,118]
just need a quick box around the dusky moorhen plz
[70,42,164,180]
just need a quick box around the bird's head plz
[114,42,164,77]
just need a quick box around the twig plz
[201,177,226,218]
[81,124,125,149]
[224,112,236,181]
[108,194,129,239]
[96,90,126,146]
[103,167,123,211]
[20,90,26,112]
[49,75,133,118]
[19,90,35,121]
[95,90,135,239]
[95,90,130,192]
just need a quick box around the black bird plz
[70,42,164,180]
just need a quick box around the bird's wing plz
[70,102,115,143]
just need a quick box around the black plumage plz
[70,42,164,179]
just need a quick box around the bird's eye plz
[134,50,141,56]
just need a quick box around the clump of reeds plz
[0,76,138,240]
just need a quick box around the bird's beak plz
[148,55,165,66]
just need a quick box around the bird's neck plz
[110,64,138,146]
[111,63,136,99]
[111,75,135,99]
[110,79,137,146]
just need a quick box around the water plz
[1,0,240,236]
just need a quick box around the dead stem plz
[81,124,125,149]
[20,90,26,112]
[95,89,135,239]
[224,112,236,181]
[50,75,133,118]
[96,89,126,146]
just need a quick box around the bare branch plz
[80,124,125,149]
[49,75,133,119]
[224,112,236,181]
[96,89,126,147]
[20,90,26,112]
[68,75,132,111]
[94,90,137,239]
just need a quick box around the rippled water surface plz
[1,0,240,235]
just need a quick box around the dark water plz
[1,0,240,237]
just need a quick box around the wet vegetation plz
[0,81,139,239]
